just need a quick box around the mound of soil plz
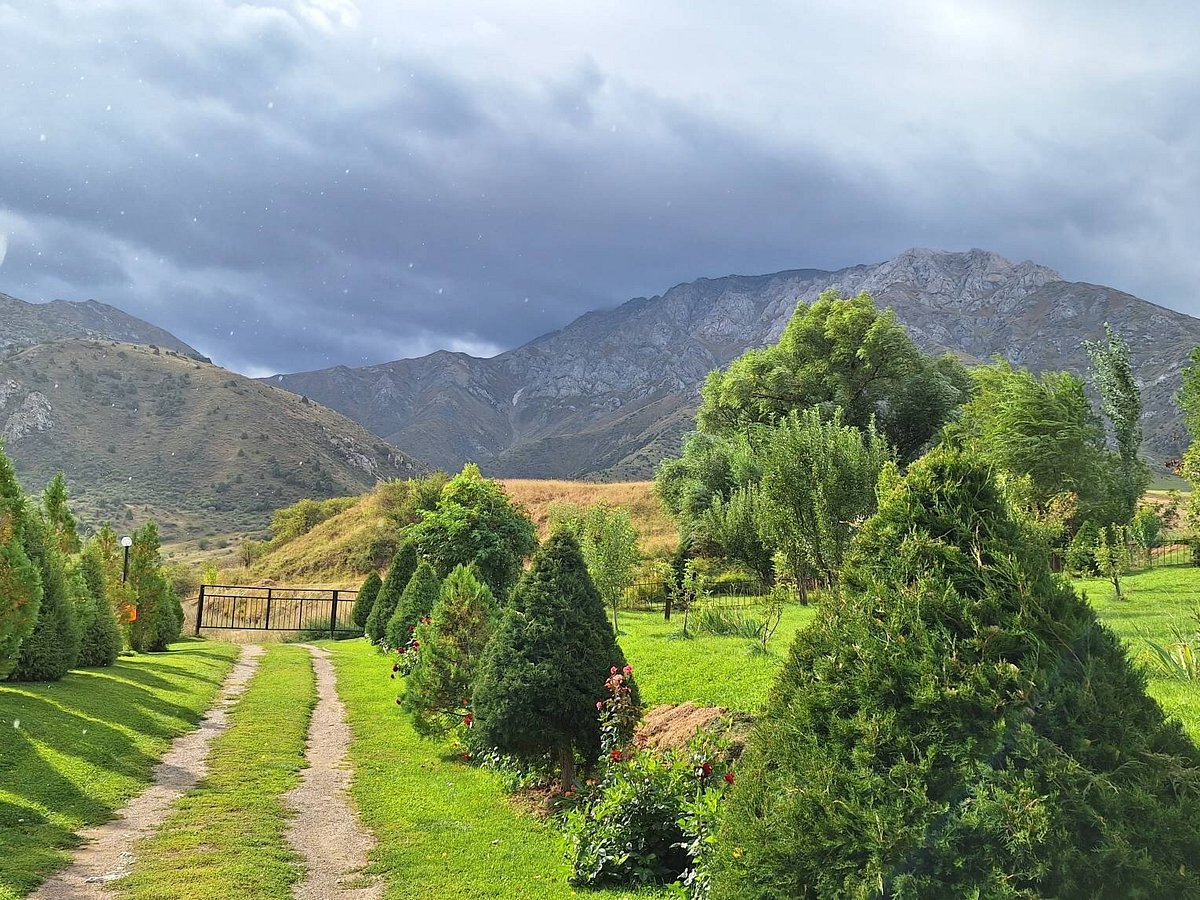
[635,702,736,753]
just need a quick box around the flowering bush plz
[598,664,639,754]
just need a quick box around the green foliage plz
[76,546,122,667]
[403,564,498,735]
[1064,519,1100,576]
[698,484,774,585]
[1129,504,1164,564]
[1095,523,1129,601]
[473,532,635,787]
[949,361,1128,525]
[1084,324,1150,516]
[385,561,441,650]
[712,448,1200,899]
[755,409,891,595]
[549,502,640,634]
[0,446,42,679]
[10,511,80,681]
[365,542,417,646]
[269,495,357,546]
[411,464,537,600]
[42,473,81,555]
[351,570,382,630]
[697,290,970,461]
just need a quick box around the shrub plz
[711,448,1200,899]
[0,450,42,679]
[76,547,122,667]
[11,512,80,681]
[403,564,497,735]
[1064,519,1100,575]
[150,578,184,651]
[473,531,636,789]
[351,570,382,631]
[384,561,440,651]
[365,543,417,646]
[694,606,762,639]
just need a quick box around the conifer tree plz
[366,542,418,646]
[76,543,122,666]
[11,511,80,681]
[384,561,440,650]
[473,531,636,790]
[0,447,42,679]
[403,564,497,734]
[127,521,180,652]
[351,570,382,631]
[42,472,81,555]
[712,448,1200,899]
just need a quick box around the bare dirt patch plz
[32,644,265,900]
[284,645,382,899]
[635,702,730,752]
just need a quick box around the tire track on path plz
[285,644,383,899]
[32,643,266,900]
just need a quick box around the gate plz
[194,584,359,637]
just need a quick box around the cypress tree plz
[366,543,417,646]
[473,531,635,790]
[351,570,382,631]
[11,511,80,681]
[384,561,440,650]
[712,448,1200,899]
[149,576,184,651]
[128,521,165,652]
[403,564,497,734]
[76,544,122,667]
[0,446,41,679]
[42,472,81,555]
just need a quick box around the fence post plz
[330,591,339,639]
[194,583,205,635]
[264,588,273,630]
[664,589,672,622]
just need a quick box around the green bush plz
[151,580,184,651]
[365,543,417,646]
[76,548,122,667]
[712,448,1200,899]
[351,570,382,631]
[384,561,440,651]
[0,450,42,678]
[10,513,80,681]
[1064,519,1100,575]
[693,606,762,639]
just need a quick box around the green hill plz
[0,340,424,541]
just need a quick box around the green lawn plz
[327,638,662,900]
[616,605,817,711]
[115,644,316,900]
[0,640,240,900]
[1075,564,1200,740]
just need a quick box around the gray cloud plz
[1,0,1198,375]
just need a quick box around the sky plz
[0,1,1197,376]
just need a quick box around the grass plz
[115,644,317,900]
[616,605,817,711]
[326,638,661,900]
[0,640,240,900]
[1074,564,1200,740]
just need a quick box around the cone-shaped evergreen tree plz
[473,531,636,789]
[11,511,80,681]
[403,564,498,734]
[366,543,418,646]
[712,448,1200,899]
[149,576,184,651]
[76,544,122,667]
[384,561,440,650]
[128,521,165,652]
[0,446,41,679]
[43,472,81,555]
[351,570,383,631]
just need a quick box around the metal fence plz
[619,578,770,614]
[194,584,359,637]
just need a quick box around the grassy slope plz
[328,639,660,900]
[0,341,421,542]
[0,641,240,900]
[116,644,316,900]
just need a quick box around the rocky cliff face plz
[0,293,204,358]
[272,249,1200,478]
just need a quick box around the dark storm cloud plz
[1,1,1198,375]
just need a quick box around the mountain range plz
[271,248,1199,478]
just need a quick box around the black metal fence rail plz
[195,584,359,636]
[619,579,770,613]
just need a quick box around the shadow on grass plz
[0,798,80,898]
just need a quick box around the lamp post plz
[121,535,133,583]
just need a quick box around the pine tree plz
[76,543,122,666]
[128,521,171,652]
[0,445,42,679]
[403,564,497,734]
[42,472,81,555]
[712,448,1200,899]
[366,543,417,646]
[351,570,382,631]
[473,531,636,790]
[384,561,440,650]
[11,511,81,681]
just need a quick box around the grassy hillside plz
[240,478,677,586]
[0,341,424,542]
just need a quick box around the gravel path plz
[284,645,382,899]
[32,644,266,900]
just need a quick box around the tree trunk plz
[560,746,576,794]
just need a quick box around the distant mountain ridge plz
[271,248,1200,478]
[0,292,203,358]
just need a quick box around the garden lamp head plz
[121,535,133,548]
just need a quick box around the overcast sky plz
[1,1,1197,375]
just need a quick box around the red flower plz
[462,752,473,761]
[622,665,633,676]
[462,698,470,706]
[700,762,713,778]
[610,750,622,761]
[723,771,735,785]
[412,641,420,649]
[610,666,618,675]
[463,714,474,726]
[392,663,399,672]
[398,646,406,654]
[596,700,604,710]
